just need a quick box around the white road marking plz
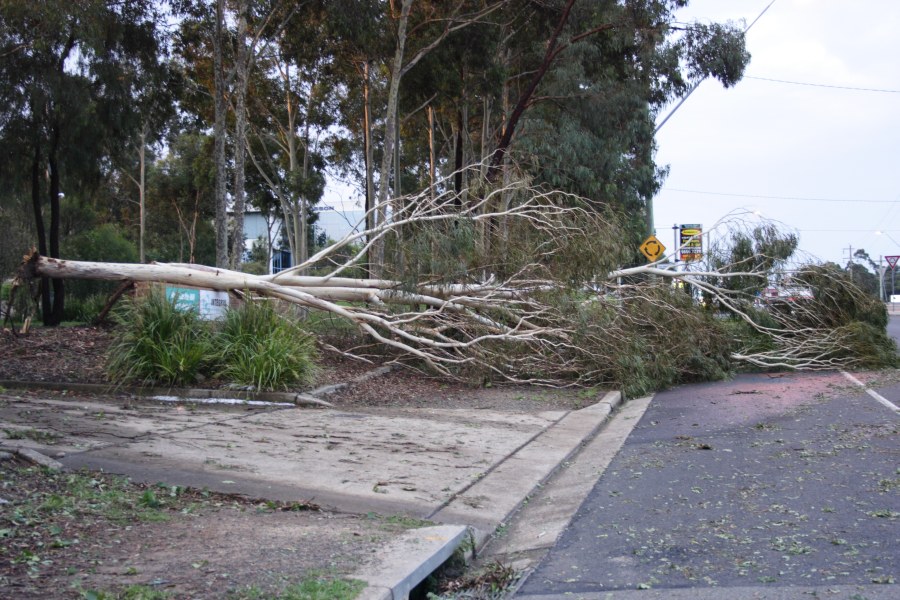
[841,371,900,414]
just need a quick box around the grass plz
[228,577,366,600]
[3,427,59,443]
[81,586,170,600]
[365,512,435,530]
[216,299,319,390]
[81,576,366,600]
[0,467,180,583]
[1,463,353,597]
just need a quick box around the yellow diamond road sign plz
[639,235,666,262]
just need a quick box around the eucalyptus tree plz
[329,0,750,273]
[175,0,298,269]
[245,0,335,273]
[484,0,749,255]
[0,0,175,324]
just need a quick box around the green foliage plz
[106,291,321,390]
[106,290,213,386]
[216,300,319,391]
[795,264,888,329]
[829,322,898,369]
[81,586,170,600]
[64,294,109,324]
[602,287,733,398]
[719,307,779,358]
[708,224,799,295]
[145,132,217,266]
[62,224,139,321]
[472,285,734,397]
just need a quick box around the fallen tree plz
[13,172,897,393]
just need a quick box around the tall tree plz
[0,0,173,324]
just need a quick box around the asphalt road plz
[887,314,900,346]
[516,370,899,600]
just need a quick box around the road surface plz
[517,369,899,599]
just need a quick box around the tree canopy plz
[2,0,752,321]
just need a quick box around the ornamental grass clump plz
[106,290,213,386]
[215,299,319,391]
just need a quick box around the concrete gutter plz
[353,525,469,600]
[429,391,623,551]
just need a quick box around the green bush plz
[65,293,108,324]
[63,224,139,321]
[106,290,213,386]
[215,299,319,391]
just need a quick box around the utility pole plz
[647,0,777,236]
[843,245,854,283]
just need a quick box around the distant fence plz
[887,303,900,315]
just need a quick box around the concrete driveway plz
[0,388,620,533]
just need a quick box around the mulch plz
[0,325,586,411]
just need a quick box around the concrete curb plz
[430,391,623,551]
[9,447,66,471]
[489,396,654,596]
[349,389,625,600]
[352,525,469,600]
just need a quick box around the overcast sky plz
[654,0,900,269]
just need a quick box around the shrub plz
[62,224,139,321]
[106,290,213,386]
[215,299,319,391]
[65,293,108,324]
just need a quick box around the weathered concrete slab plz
[429,393,622,538]
[0,393,260,453]
[63,406,560,517]
[353,525,469,600]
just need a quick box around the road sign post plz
[887,256,900,300]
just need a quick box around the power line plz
[745,75,900,94]
[663,187,900,204]
[798,229,900,233]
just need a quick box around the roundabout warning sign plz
[639,235,666,262]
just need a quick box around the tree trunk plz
[213,0,229,269]
[427,105,435,199]
[363,60,375,275]
[230,0,250,270]
[488,0,577,175]
[373,0,414,277]
[139,128,146,263]
[47,123,64,325]
[30,134,52,324]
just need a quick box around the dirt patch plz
[0,325,599,598]
[0,326,372,390]
[0,326,113,385]
[0,457,413,599]
[0,325,592,412]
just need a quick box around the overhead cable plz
[663,187,900,204]
[746,76,900,94]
